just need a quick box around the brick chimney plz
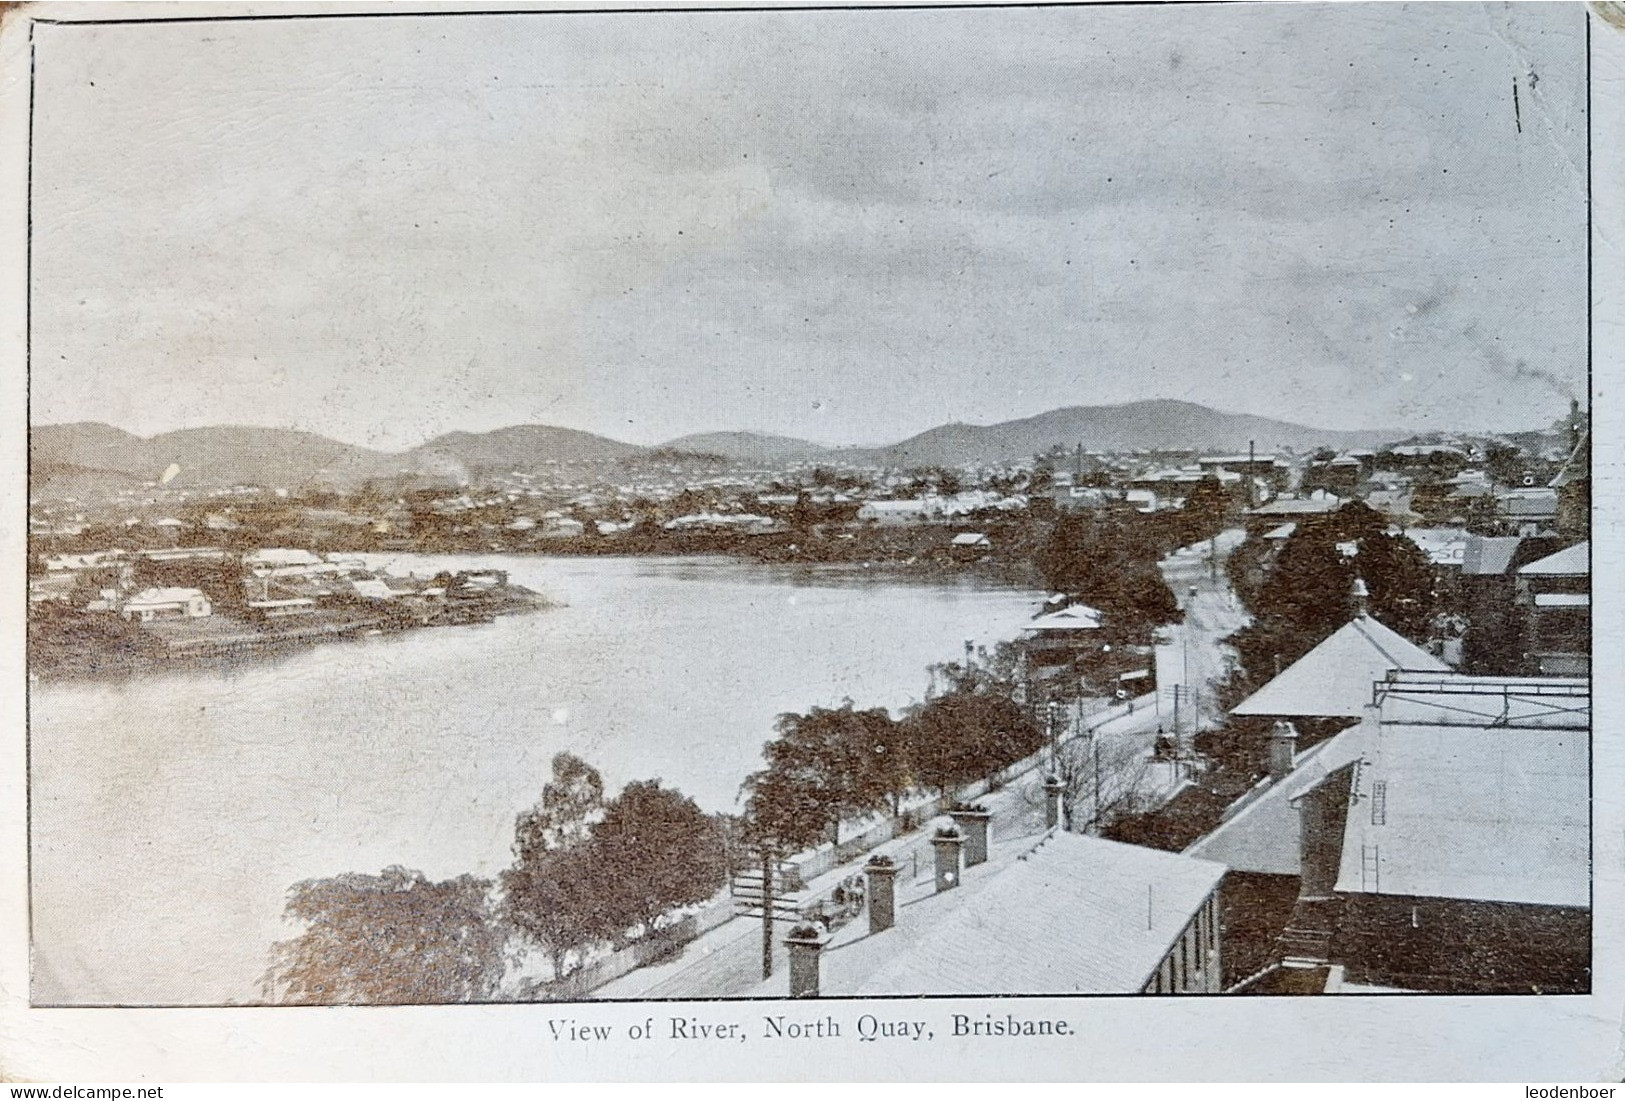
[1268,721,1299,780]
[1043,773,1065,830]
[785,924,827,998]
[931,826,964,892]
[949,804,992,867]
[864,854,899,934]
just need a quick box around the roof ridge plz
[1349,615,1409,669]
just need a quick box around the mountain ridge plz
[30,401,1426,490]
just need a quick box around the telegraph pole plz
[760,850,774,981]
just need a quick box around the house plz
[539,516,587,539]
[1516,541,1589,676]
[1051,485,1122,513]
[766,828,1228,997]
[1191,674,1589,994]
[243,548,330,577]
[28,573,80,606]
[1242,494,1342,534]
[857,498,943,525]
[122,587,212,622]
[1401,528,1468,571]
[1018,604,1105,660]
[1495,487,1559,535]
[1457,535,1525,674]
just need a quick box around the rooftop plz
[1518,541,1588,577]
[1184,726,1365,876]
[812,831,1226,996]
[1460,535,1523,576]
[1335,720,1588,907]
[1231,615,1448,718]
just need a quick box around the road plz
[1155,528,1252,739]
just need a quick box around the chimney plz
[864,855,899,934]
[949,804,992,867]
[1351,577,1370,617]
[1268,721,1299,780]
[1043,773,1065,830]
[931,826,965,892]
[784,924,827,998]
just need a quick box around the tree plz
[1180,475,1231,543]
[741,758,834,858]
[1356,530,1438,641]
[742,703,905,848]
[503,753,608,979]
[1042,734,1154,833]
[1036,513,1183,633]
[514,753,605,859]
[591,780,728,939]
[500,843,610,981]
[903,690,1043,799]
[261,867,509,1005]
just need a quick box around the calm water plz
[30,555,1043,1005]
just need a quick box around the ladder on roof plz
[1360,844,1380,893]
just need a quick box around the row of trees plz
[740,667,1046,860]
[262,754,728,1002]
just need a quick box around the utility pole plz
[760,851,774,981]
[1092,732,1102,833]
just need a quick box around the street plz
[1155,528,1252,737]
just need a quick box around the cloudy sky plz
[29,3,1588,451]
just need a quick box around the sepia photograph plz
[3,0,1617,1082]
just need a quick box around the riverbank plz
[27,577,548,682]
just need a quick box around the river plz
[28,555,1044,1006]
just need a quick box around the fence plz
[520,893,736,1001]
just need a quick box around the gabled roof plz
[1247,496,1342,517]
[1518,541,1588,577]
[1335,722,1588,907]
[1232,615,1448,718]
[126,586,206,605]
[1184,725,1365,875]
[833,832,1226,995]
[1460,535,1523,576]
[1022,605,1104,631]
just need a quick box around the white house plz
[122,587,212,622]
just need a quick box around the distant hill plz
[30,421,648,491]
[861,400,1406,467]
[391,425,646,478]
[659,431,833,463]
[30,402,1412,493]
[31,423,384,489]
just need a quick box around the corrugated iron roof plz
[1335,722,1588,907]
[1184,726,1365,876]
[832,832,1226,995]
[1518,541,1588,577]
[1232,615,1448,718]
[1460,535,1523,576]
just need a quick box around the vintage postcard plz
[1,0,1621,1082]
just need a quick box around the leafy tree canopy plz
[262,867,508,1005]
